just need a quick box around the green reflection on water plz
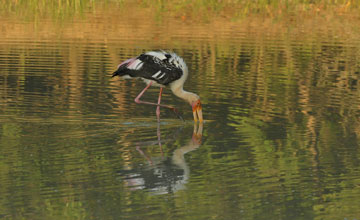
[1,3,360,219]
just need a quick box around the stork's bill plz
[192,100,203,122]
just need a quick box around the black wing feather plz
[113,53,183,85]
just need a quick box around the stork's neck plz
[171,86,199,105]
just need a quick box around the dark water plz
[1,18,360,220]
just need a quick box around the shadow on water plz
[118,122,203,195]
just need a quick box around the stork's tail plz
[112,70,123,78]
[112,58,136,77]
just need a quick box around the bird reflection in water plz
[120,123,203,195]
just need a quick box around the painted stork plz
[112,51,203,122]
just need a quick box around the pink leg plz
[134,82,152,104]
[156,87,163,122]
[135,82,172,109]
[134,82,183,120]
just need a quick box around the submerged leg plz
[157,122,164,158]
[136,146,153,165]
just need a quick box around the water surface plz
[1,7,360,220]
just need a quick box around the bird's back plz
[112,51,187,86]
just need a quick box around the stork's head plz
[183,89,203,123]
[191,99,203,122]
[182,92,203,123]
[171,86,203,122]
